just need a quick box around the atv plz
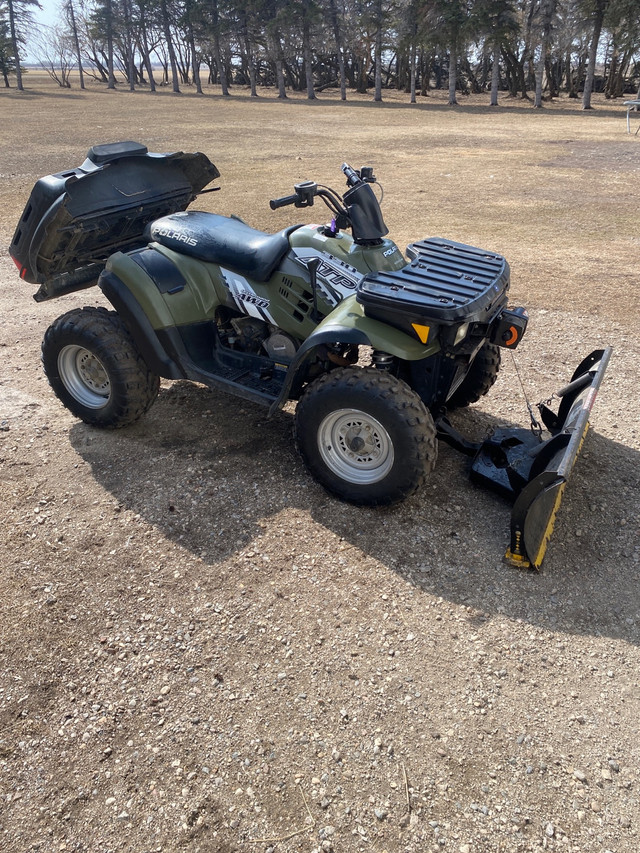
[10,141,610,569]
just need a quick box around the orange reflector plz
[411,323,430,344]
[504,325,518,346]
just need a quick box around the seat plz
[149,211,299,282]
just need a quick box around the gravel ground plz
[1,84,639,853]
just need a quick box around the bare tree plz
[34,25,74,86]
[64,0,85,88]
[158,0,180,90]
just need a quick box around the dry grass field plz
[1,73,639,852]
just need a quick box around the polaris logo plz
[153,227,198,247]
[383,246,397,257]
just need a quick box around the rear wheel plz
[42,307,160,428]
[295,367,437,505]
[447,342,501,408]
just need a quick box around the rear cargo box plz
[356,237,510,329]
[9,141,219,301]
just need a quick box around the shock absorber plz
[372,350,394,371]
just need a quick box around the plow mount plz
[439,347,612,570]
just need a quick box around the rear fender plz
[269,295,437,414]
[99,268,184,380]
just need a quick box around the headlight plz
[454,322,469,346]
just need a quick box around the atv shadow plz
[70,381,640,646]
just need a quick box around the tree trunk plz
[410,43,416,103]
[582,0,607,109]
[105,0,116,89]
[190,31,202,93]
[302,0,316,99]
[159,0,180,92]
[420,49,430,96]
[490,44,500,105]
[374,16,382,101]
[502,45,528,98]
[66,0,85,89]
[534,50,544,107]
[122,0,135,91]
[268,30,287,98]
[210,0,229,95]
[328,0,346,100]
[565,47,576,96]
[6,0,23,91]
[139,11,156,92]
[238,9,257,95]
[448,46,458,105]
[534,0,556,108]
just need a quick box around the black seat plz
[87,141,149,165]
[149,211,299,282]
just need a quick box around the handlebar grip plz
[341,162,361,187]
[270,194,298,210]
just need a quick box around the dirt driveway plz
[1,79,639,852]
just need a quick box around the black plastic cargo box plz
[357,237,510,329]
[9,141,219,301]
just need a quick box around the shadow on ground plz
[70,380,640,646]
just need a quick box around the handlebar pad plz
[270,194,298,210]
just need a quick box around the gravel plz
[1,92,640,853]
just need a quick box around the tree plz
[473,0,519,105]
[183,0,204,93]
[34,25,74,85]
[207,0,230,95]
[89,0,117,87]
[433,0,470,104]
[327,0,347,101]
[133,0,157,91]
[602,0,640,98]
[300,0,317,98]
[64,0,85,88]
[532,0,558,107]
[159,0,180,91]
[581,0,609,108]
[4,0,41,90]
[0,17,17,86]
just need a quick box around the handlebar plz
[270,179,318,210]
[268,165,385,244]
[341,163,361,187]
[269,194,298,210]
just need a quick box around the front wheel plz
[294,367,437,505]
[42,307,160,428]
[447,342,501,408]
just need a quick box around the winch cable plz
[509,351,544,439]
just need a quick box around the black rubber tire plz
[42,307,160,428]
[294,367,437,506]
[447,342,501,408]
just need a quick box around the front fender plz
[315,296,438,358]
[269,296,438,415]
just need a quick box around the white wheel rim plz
[317,408,394,484]
[58,345,111,409]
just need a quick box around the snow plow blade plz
[470,348,612,570]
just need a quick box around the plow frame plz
[440,347,612,570]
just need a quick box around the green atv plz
[10,142,610,569]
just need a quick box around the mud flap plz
[470,348,612,570]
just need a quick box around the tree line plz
[2,0,640,109]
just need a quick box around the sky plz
[24,0,61,61]
[34,0,58,29]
